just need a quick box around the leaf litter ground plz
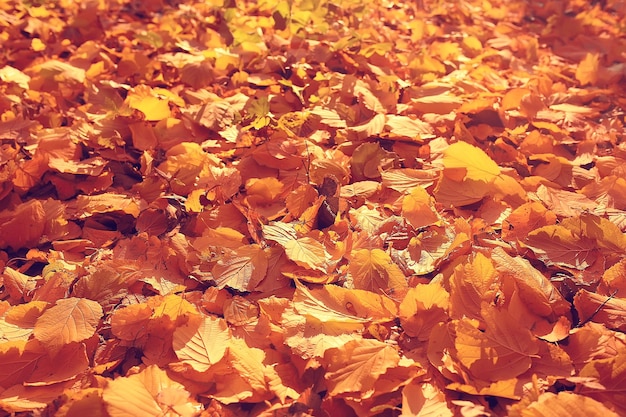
[0,0,625,415]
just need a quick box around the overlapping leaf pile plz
[0,0,625,415]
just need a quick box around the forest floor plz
[0,0,625,415]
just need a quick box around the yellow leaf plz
[151,294,199,324]
[442,141,500,183]
[0,66,31,89]
[569,213,626,254]
[402,185,440,229]
[126,85,171,121]
[320,283,398,321]
[435,142,500,206]
[31,38,46,52]
[227,338,268,393]
[575,53,600,86]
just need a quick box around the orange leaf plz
[502,202,557,243]
[567,213,626,255]
[449,253,499,321]
[575,53,600,86]
[577,344,626,413]
[401,381,454,417]
[33,298,103,355]
[4,301,48,329]
[226,337,269,395]
[72,193,141,218]
[434,176,494,207]
[385,114,434,139]
[54,388,106,417]
[128,121,158,150]
[0,340,46,388]
[324,338,400,396]
[525,225,598,270]
[0,384,63,413]
[491,247,570,318]
[292,280,370,327]
[521,392,620,417]
[381,168,438,194]
[501,88,532,111]
[406,224,471,275]
[283,237,328,272]
[102,364,201,417]
[110,303,153,342]
[445,378,522,400]
[0,200,45,251]
[399,283,449,340]
[172,315,231,372]
[450,304,539,383]
[285,183,319,218]
[26,342,90,386]
[350,142,396,181]
[598,258,626,296]
[574,290,626,332]
[349,248,408,293]
[402,186,440,229]
[211,245,268,291]
[2,267,37,301]
[72,262,135,310]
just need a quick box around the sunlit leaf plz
[402,185,440,229]
[125,85,171,121]
[172,316,231,371]
[324,338,400,396]
[103,365,201,417]
[442,141,500,183]
[576,53,600,86]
